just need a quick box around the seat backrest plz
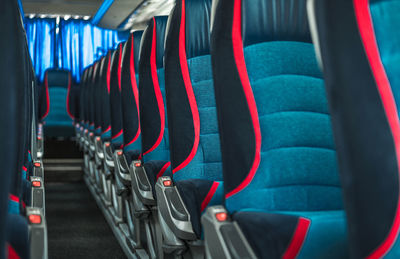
[165,0,221,181]
[139,16,169,162]
[83,66,93,130]
[93,57,106,136]
[100,50,112,140]
[88,61,100,132]
[43,69,74,136]
[0,0,31,256]
[109,43,124,146]
[79,67,89,127]
[311,0,400,257]
[120,31,143,153]
[211,0,341,214]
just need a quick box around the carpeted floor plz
[45,181,127,259]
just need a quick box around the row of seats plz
[70,0,400,258]
[1,0,48,258]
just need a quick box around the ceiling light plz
[83,16,91,20]
[28,14,35,19]
[64,15,71,20]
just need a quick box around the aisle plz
[45,181,127,259]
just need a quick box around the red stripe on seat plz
[354,0,400,258]
[282,217,311,259]
[42,72,50,120]
[118,43,123,91]
[143,19,166,156]
[112,129,123,140]
[9,194,19,203]
[126,33,141,147]
[225,0,261,198]
[172,0,201,174]
[201,181,220,212]
[7,243,21,259]
[107,51,111,93]
[66,73,74,119]
[156,162,171,180]
[102,125,111,134]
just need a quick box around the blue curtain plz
[57,19,128,82]
[25,18,128,83]
[24,18,56,82]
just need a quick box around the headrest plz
[211,0,312,48]
[142,16,168,69]
[45,69,71,88]
[170,0,212,59]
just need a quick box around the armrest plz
[201,206,256,259]
[33,161,44,178]
[130,160,171,205]
[103,142,115,171]
[83,129,89,153]
[26,207,48,259]
[37,135,44,159]
[155,176,196,240]
[30,176,45,212]
[94,136,104,163]
[113,150,139,186]
[88,133,96,157]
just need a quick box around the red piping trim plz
[66,73,74,119]
[9,194,19,203]
[201,181,220,212]
[354,0,400,257]
[126,33,141,147]
[22,166,27,171]
[107,51,111,93]
[42,72,50,120]
[143,18,165,156]
[225,0,261,198]
[112,129,123,140]
[156,162,171,180]
[172,0,200,173]
[102,125,111,134]
[282,217,311,259]
[118,43,123,91]
[7,243,21,259]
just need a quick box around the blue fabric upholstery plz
[226,42,342,213]
[173,55,223,182]
[209,0,348,257]
[43,69,74,137]
[45,87,72,127]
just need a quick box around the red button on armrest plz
[215,212,227,222]
[163,180,172,187]
[32,181,41,187]
[28,214,42,224]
